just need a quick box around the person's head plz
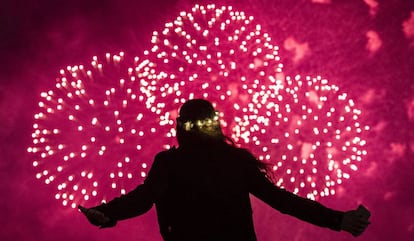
[176,99,225,147]
[176,99,274,180]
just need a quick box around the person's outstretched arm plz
[79,184,154,228]
[245,151,370,236]
[79,151,170,228]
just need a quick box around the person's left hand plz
[341,205,371,237]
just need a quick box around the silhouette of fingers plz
[341,209,371,236]
[78,205,88,214]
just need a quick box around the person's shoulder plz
[154,146,178,160]
[233,146,254,156]
[227,145,257,161]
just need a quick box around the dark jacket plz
[96,144,343,241]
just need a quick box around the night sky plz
[1,0,414,241]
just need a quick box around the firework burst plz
[28,4,370,207]
[28,53,172,208]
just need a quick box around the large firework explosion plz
[28,4,369,208]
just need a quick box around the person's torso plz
[156,145,257,241]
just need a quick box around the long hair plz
[176,99,274,182]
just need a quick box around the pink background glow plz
[1,0,414,241]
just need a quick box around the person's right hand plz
[78,205,112,227]
[341,205,371,237]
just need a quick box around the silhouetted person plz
[79,99,370,241]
